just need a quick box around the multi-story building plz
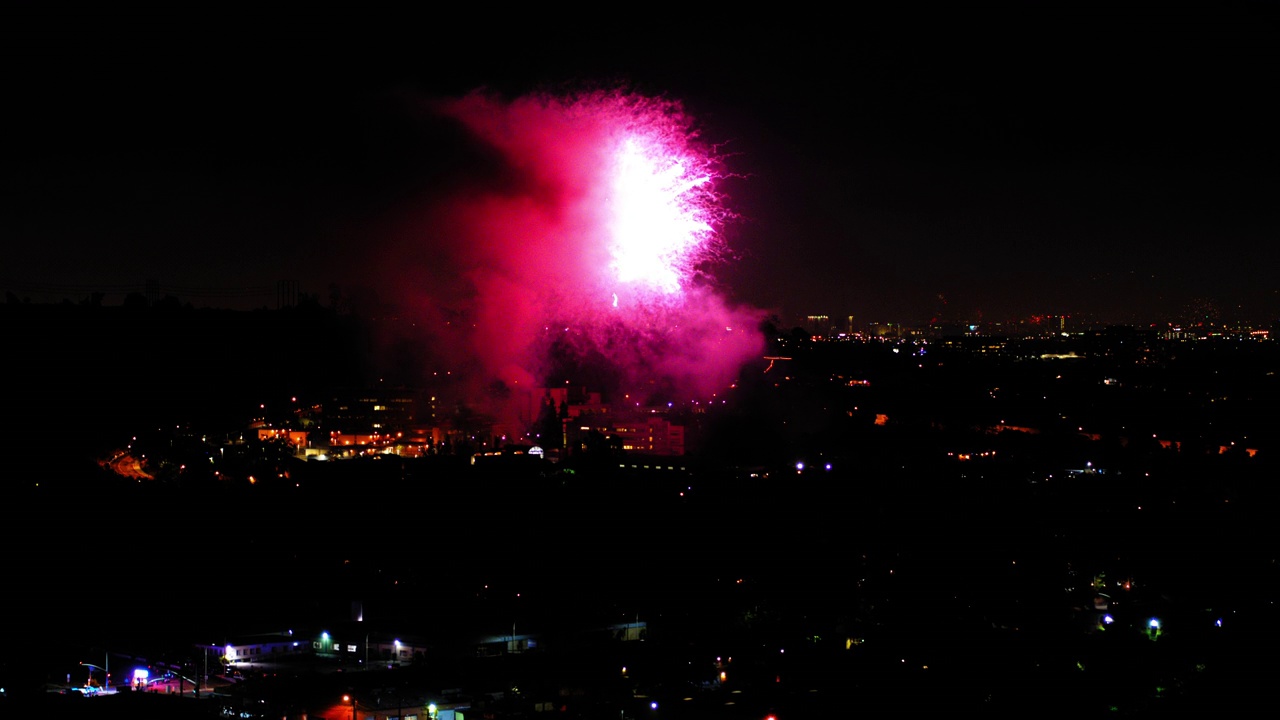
[326,387,417,434]
[561,396,686,457]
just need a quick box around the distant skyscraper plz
[277,279,298,309]
[806,314,830,336]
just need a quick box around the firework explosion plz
[409,89,763,428]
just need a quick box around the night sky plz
[4,16,1277,326]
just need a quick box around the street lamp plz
[343,693,356,720]
[80,662,108,690]
[198,644,221,692]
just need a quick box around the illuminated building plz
[805,314,831,337]
[256,428,308,451]
[562,399,686,456]
[325,387,417,433]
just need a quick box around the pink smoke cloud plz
[399,88,764,425]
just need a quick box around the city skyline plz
[4,17,1278,716]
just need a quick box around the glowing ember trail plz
[413,88,763,423]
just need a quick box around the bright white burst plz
[607,136,713,296]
